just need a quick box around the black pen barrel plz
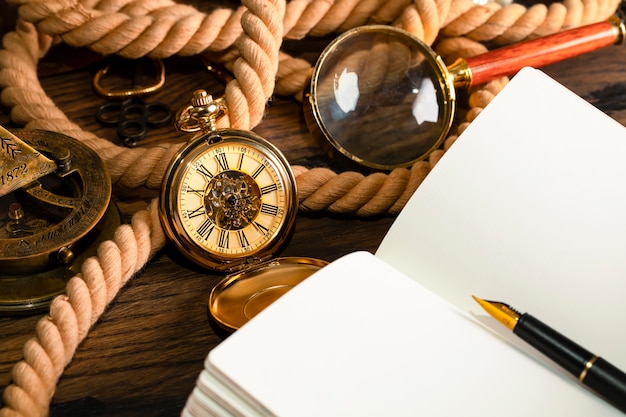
[515,314,592,375]
[583,357,626,412]
[515,314,626,412]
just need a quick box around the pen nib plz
[472,295,521,330]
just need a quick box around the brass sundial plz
[0,126,119,314]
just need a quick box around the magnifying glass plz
[304,16,626,170]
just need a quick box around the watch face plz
[160,129,297,271]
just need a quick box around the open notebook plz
[181,68,626,416]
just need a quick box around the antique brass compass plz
[0,126,119,314]
[160,90,327,331]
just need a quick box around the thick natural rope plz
[12,0,620,54]
[0,0,621,415]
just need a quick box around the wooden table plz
[1,15,626,417]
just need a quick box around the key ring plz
[93,58,166,98]
[93,58,172,146]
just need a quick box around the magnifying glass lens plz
[309,26,454,170]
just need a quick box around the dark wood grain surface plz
[1,17,625,417]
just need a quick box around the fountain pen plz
[473,296,626,413]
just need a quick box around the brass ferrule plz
[446,58,473,90]
[609,15,626,45]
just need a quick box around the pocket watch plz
[159,90,299,272]
[0,127,119,314]
[160,90,329,331]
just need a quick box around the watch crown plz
[191,90,213,107]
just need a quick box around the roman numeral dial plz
[160,129,298,272]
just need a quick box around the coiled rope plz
[0,0,620,415]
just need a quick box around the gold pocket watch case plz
[208,257,328,331]
[0,128,119,314]
[160,91,299,273]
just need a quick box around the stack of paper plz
[181,68,626,416]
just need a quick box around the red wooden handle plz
[466,19,624,86]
